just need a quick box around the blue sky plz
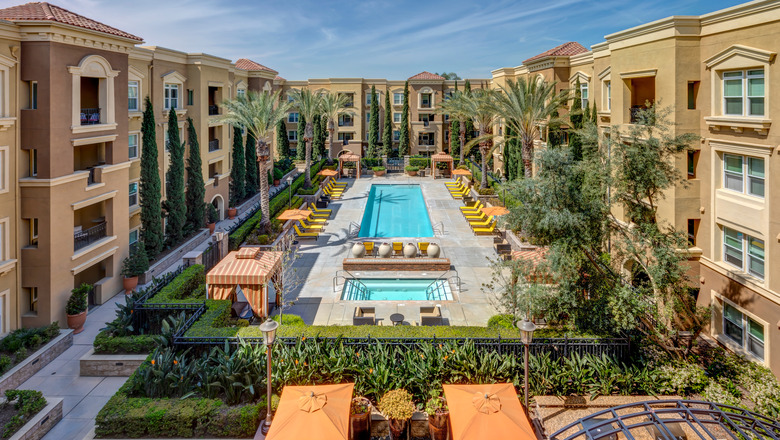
[58,0,741,80]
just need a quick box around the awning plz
[207,248,282,286]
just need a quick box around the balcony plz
[630,106,655,125]
[338,120,354,127]
[208,105,219,116]
[74,221,106,251]
[423,120,430,127]
[80,108,101,126]
[208,139,220,152]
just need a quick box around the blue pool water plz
[358,184,433,237]
[341,278,452,301]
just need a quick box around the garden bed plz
[80,349,149,377]
[0,326,71,395]
[0,390,55,440]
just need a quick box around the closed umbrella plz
[443,383,535,440]
[265,383,354,440]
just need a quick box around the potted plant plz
[227,194,238,219]
[379,389,415,440]
[66,283,91,334]
[350,397,372,440]
[372,166,386,177]
[120,248,149,294]
[424,396,450,440]
[273,168,284,186]
[207,204,219,234]
[405,166,419,177]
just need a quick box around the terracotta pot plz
[123,276,138,295]
[274,179,280,186]
[374,170,386,177]
[351,242,366,258]
[207,222,216,234]
[427,243,441,258]
[388,419,407,440]
[407,171,417,176]
[378,243,392,258]
[428,412,450,440]
[227,207,237,219]
[349,410,371,440]
[67,311,87,334]
[403,243,417,258]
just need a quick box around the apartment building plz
[491,0,780,375]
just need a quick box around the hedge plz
[3,390,47,438]
[93,330,157,354]
[147,265,205,304]
[229,209,264,250]
[409,157,431,168]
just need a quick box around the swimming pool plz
[358,184,433,237]
[341,278,452,301]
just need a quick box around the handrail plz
[424,269,459,300]
[333,269,372,300]
[347,222,361,238]
[432,221,444,235]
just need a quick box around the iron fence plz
[74,222,106,251]
[130,266,187,333]
[201,244,220,271]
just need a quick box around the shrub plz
[273,167,284,180]
[0,355,10,374]
[2,390,46,438]
[409,157,430,168]
[0,322,59,354]
[94,330,157,354]
[229,209,263,251]
[405,166,419,172]
[372,166,385,172]
[271,314,305,326]
[66,284,90,315]
[378,389,415,421]
[121,248,150,278]
[207,204,219,224]
[361,158,382,168]
[147,265,205,304]
[476,187,495,195]
[487,314,515,330]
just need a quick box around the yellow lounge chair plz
[306,214,327,223]
[323,188,342,199]
[328,178,347,187]
[299,220,324,230]
[450,187,470,198]
[312,205,332,214]
[465,211,487,221]
[473,221,497,235]
[294,225,318,239]
[325,182,344,193]
[310,210,329,218]
[392,242,403,256]
[447,182,466,192]
[469,216,493,227]
[460,200,483,213]
[327,180,347,190]
[418,242,429,256]
[445,177,463,187]
[364,242,375,256]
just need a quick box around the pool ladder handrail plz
[423,269,461,300]
[432,222,444,236]
[347,222,361,238]
[333,269,373,300]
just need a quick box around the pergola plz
[206,247,283,318]
[431,152,454,179]
[337,150,361,179]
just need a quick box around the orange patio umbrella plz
[452,168,472,176]
[265,383,354,440]
[318,169,339,177]
[482,206,510,217]
[443,383,536,440]
[277,209,313,221]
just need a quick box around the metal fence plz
[201,244,220,271]
[130,266,187,334]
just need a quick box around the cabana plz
[206,247,283,318]
[431,152,454,179]
[337,149,361,179]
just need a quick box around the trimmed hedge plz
[2,390,47,438]
[94,330,156,354]
[409,157,430,168]
[229,209,264,251]
[147,265,205,304]
[184,300,234,337]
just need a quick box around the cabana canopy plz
[266,383,354,440]
[512,247,552,284]
[337,149,361,179]
[431,152,454,179]
[207,247,282,317]
[443,383,536,440]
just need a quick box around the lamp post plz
[259,319,279,435]
[286,175,293,209]
[500,176,507,207]
[517,318,537,413]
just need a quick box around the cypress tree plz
[569,78,583,161]
[230,126,246,207]
[184,117,205,234]
[318,115,328,159]
[583,99,591,122]
[399,81,410,156]
[276,120,291,159]
[382,90,392,156]
[312,114,325,160]
[548,109,564,148]
[367,85,379,158]
[464,80,475,147]
[139,96,163,257]
[245,131,258,195]
[296,114,306,160]
[450,119,460,157]
[163,105,186,247]
[591,102,598,125]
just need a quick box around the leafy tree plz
[320,92,353,159]
[163,106,186,246]
[276,119,291,159]
[245,131,259,195]
[569,78,583,161]
[296,114,306,161]
[229,126,246,207]
[382,90,392,156]
[184,117,205,234]
[399,81,410,156]
[289,89,324,188]
[547,109,565,148]
[367,85,379,158]
[139,96,163,257]
[435,72,462,80]
[463,80,475,148]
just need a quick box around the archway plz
[210,195,224,221]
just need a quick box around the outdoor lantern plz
[517,317,537,414]
[260,319,279,346]
[517,318,537,345]
[259,318,280,435]
[286,175,293,186]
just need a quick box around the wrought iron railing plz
[74,222,106,251]
[80,108,101,125]
[208,139,220,152]
[208,105,219,116]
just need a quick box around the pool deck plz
[286,173,500,326]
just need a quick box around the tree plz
[367,85,379,158]
[399,81,410,156]
[463,80,475,148]
[547,109,565,148]
[139,96,163,257]
[296,114,306,161]
[320,92,353,159]
[220,91,292,225]
[493,78,570,178]
[245,131,259,195]
[435,72,462,80]
[503,125,521,181]
[184,117,205,234]
[450,119,460,158]
[318,115,328,159]
[569,78,584,161]
[382,90,392,156]
[276,119,291,159]
[229,126,246,207]
[289,88,324,189]
[591,102,598,125]
[273,234,304,322]
[163,105,186,247]
[311,114,325,160]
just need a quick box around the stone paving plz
[286,173,500,326]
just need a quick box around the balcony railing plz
[80,108,101,125]
[87,168,97,185]
[208,139,220,152]
[420,103,432,109]
[423,120,430,127]
[74,221,107,251]
[338,121,354,127]
[208,105,219,116]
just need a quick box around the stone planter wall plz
[0,330,73,395]
[370,411,429,439]
[295,187,322,206]
[9,398,62,440]
[79,349,149,377]
[343,258,451,271]
[140,229,210,284]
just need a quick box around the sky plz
[49,0,742,80]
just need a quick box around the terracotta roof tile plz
[235,58,278,74]
[408,71,446,81]
[0,2,142,41]
[275,75,285,81]
[523,42,587,64]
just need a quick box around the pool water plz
[341,278,452,301]
[358,184,433,238]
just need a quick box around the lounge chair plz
[299,220,324,230]
[353,307,375,325]
[326,181,346,191]
[418,242,430,256]
[447,182,466,193]
[312,205,332,215]
[445,177,463,188]
[450,187,470,198]
[392,242,403,256]
[473,220,497,235]
[469,217,493,227]
[306,214,327,223]
[465,211,486,221]
[420,306,443,326]
[323,187,342,199]
[460,200,483,213]
[364,242,375,256]
[294,225,318,239]
[328,178,347,187]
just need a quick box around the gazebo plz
[431,152,454,179]
[337,150,361,179]
[206,247,283,318]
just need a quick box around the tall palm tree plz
[319,91,354,160]
[493,78,569,178]
[288,89,324,188]
[221,91,292,225]
[437,89,470,164]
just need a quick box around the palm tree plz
[493,78,569,178]
[437,89,470,164]
[288,89,325,188]
[319,91,354,160]
[220,91,292,225]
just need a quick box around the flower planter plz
[122,276,138,295]
[374,170,386,177]
[428,412,450,440]
[349,397,372,440]
[406,171,418,177]
[388,419,408,440]
[274,178,281,186]
[351,242,366,258]
[207,222,216,234]
[427,243,441,258]
[378,243,392,258]
[67,311,87,334]
[227,207,237,219]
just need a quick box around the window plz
[129,229,138,246]
[605,81,611,111]
[421,93,432,108]
[687,81,698,110]
[393,130,400,141]
[723,226,764,279]
[337,132,354,141]
[366,131,370,140]
[366,93,373,105]
[29,81,37,110]
[26,218,38,247]
[339,93,354,107]
[338,114,353,126]
[723,302,765,360]
[723,154,764,197]
[237,89,246,98]
[366,113,371,123]
[288,130,297,142]
[393,113,401,123]
[27,287,37,314]
[393,93,403,105]
[687,150,698,179]
[580,83,589,109]
[164,84,179,110]
[128,81,139,111]
[288,112,299,123]
[723,69,764,116]
[29,149,37,177]
[0,220,4,261]
[129,182,138,207]
[187,89,194,106]
[687,219,698,246]
[128,133,139,160]
[444,114,449,122]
